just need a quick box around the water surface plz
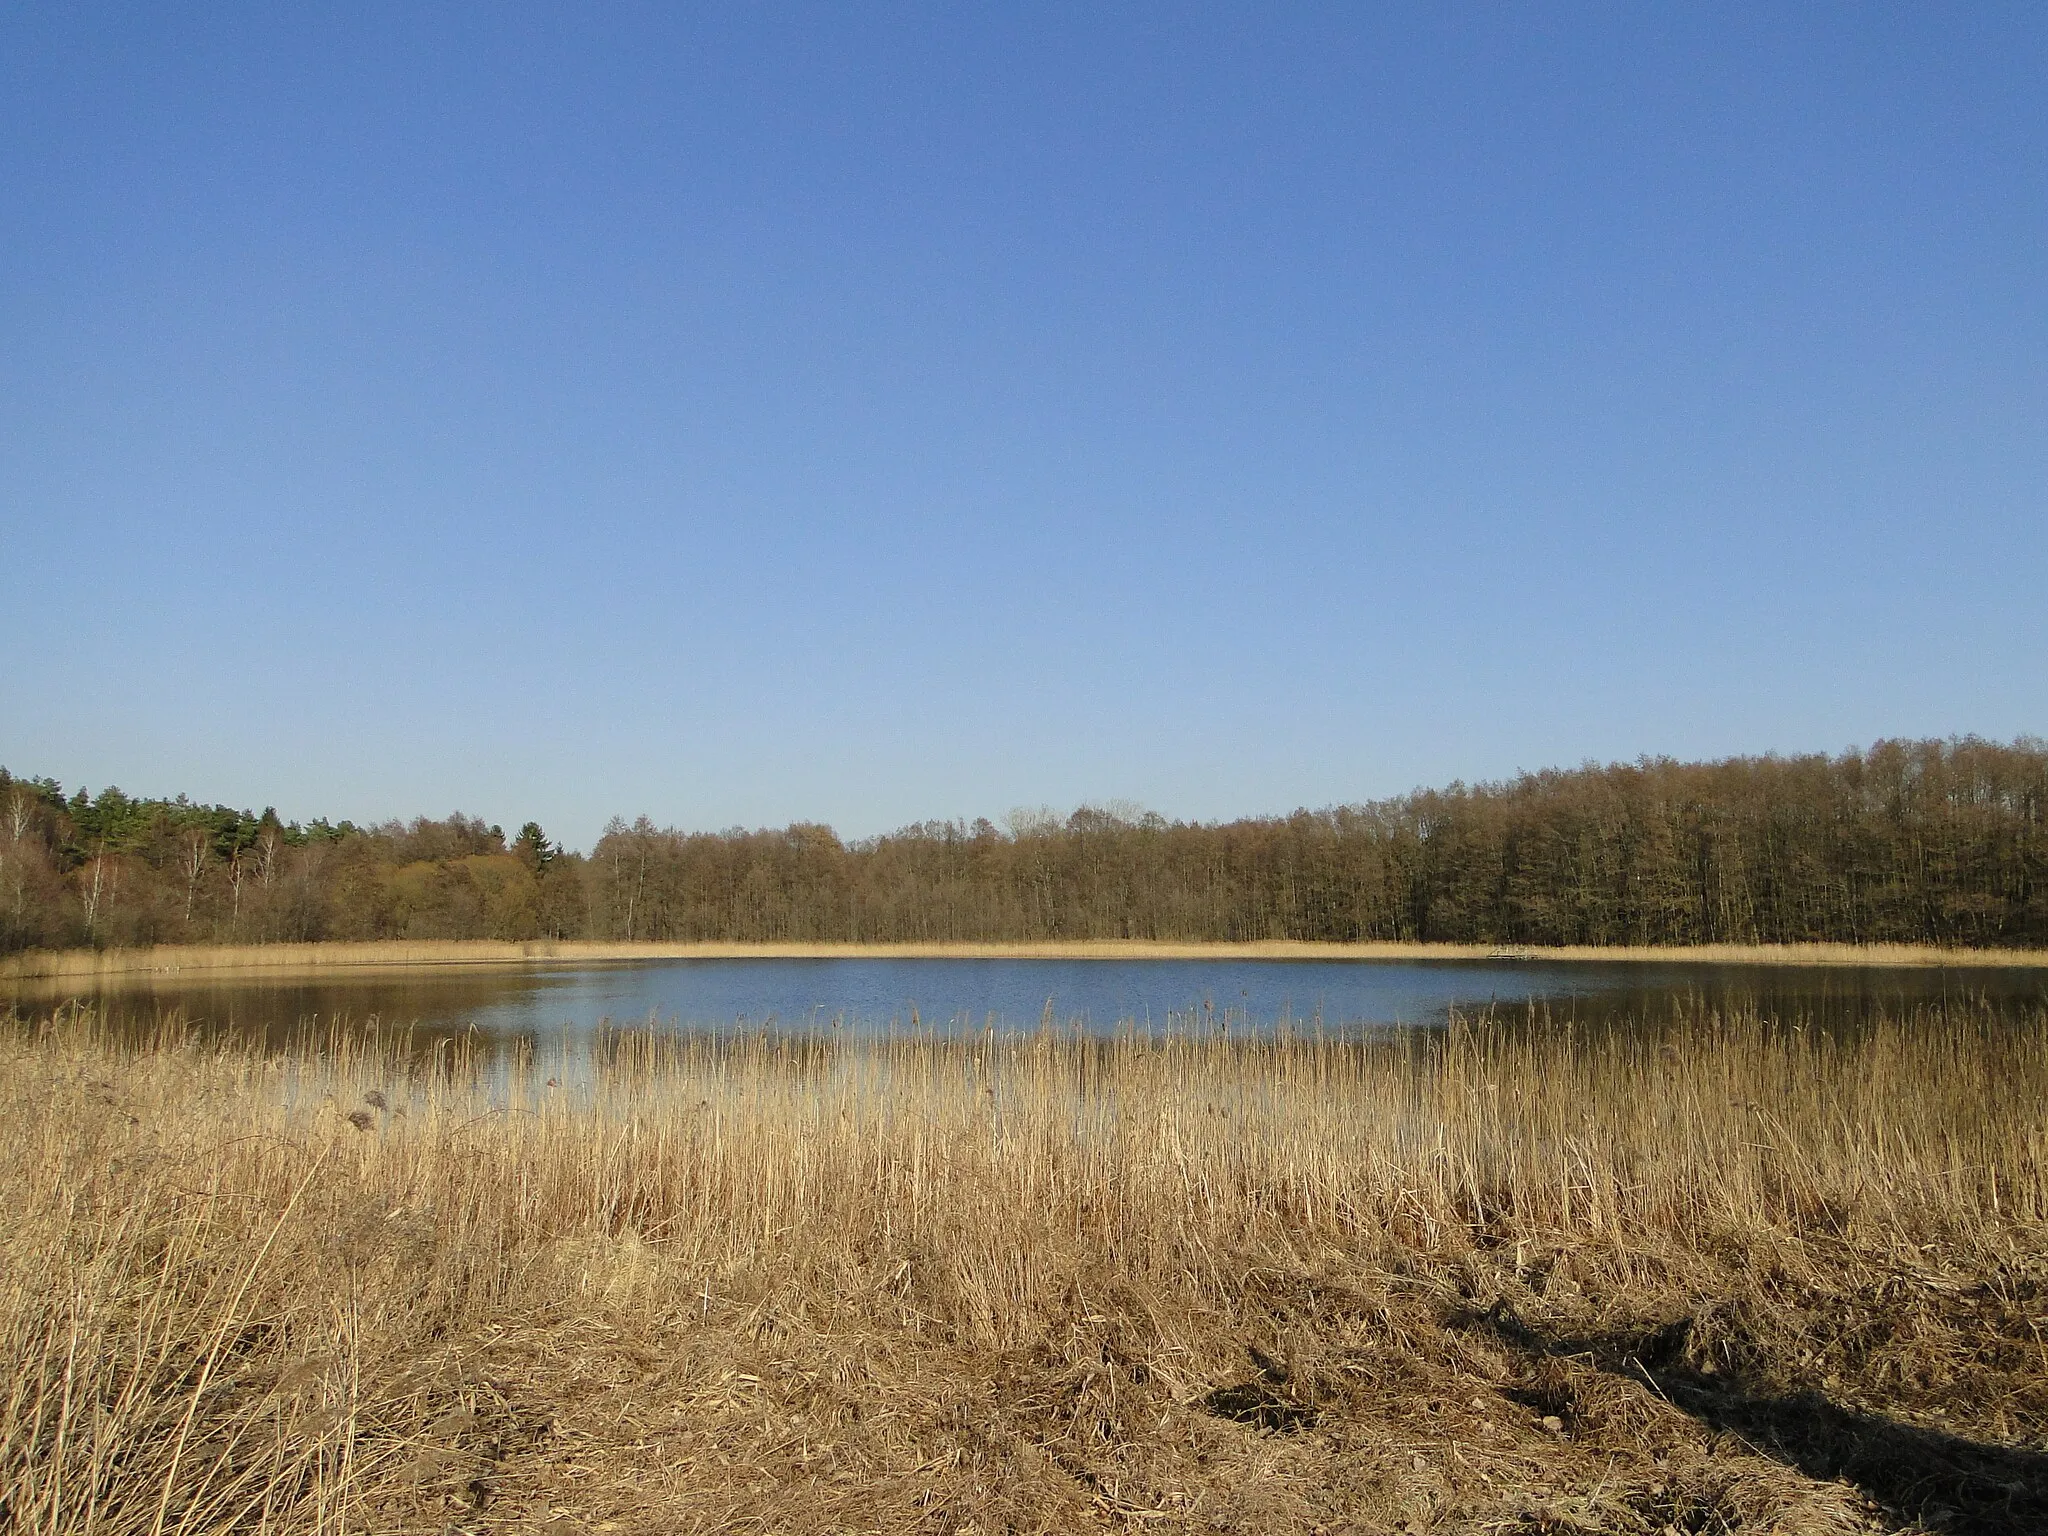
[12,955,2044,1046]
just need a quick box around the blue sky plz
[3,4,2043,849]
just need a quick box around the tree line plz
[4,737,2044,955]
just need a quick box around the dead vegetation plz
[3,1003,2046,1534]
[9,936,2048,987]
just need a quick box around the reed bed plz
[11,936,2047,987]
[3,1006,2045,1535]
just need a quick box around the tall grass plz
[10,935,2047,985]
[4,1004,2045,1533]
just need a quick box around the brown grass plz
[8,936,2048,987]
[3,1003,2047,1534]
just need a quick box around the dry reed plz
[3,1004,2045,1534]
[9,937,2048,987]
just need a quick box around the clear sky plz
[3,5,2043,849]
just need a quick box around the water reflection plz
[8,956,2044,1051]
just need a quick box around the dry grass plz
[8,937,2048,987]
[4,1004,2047,1534]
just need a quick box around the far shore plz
[5,936,2048,988]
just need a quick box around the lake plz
[11,955,2046,1045]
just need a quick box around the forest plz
[2,736,2044,954]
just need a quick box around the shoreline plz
[5,935,2047,987]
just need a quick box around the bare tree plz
[183,829,210,924]
[626,827,649,941]
[0,789,26,921]
[80,846,107,939]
